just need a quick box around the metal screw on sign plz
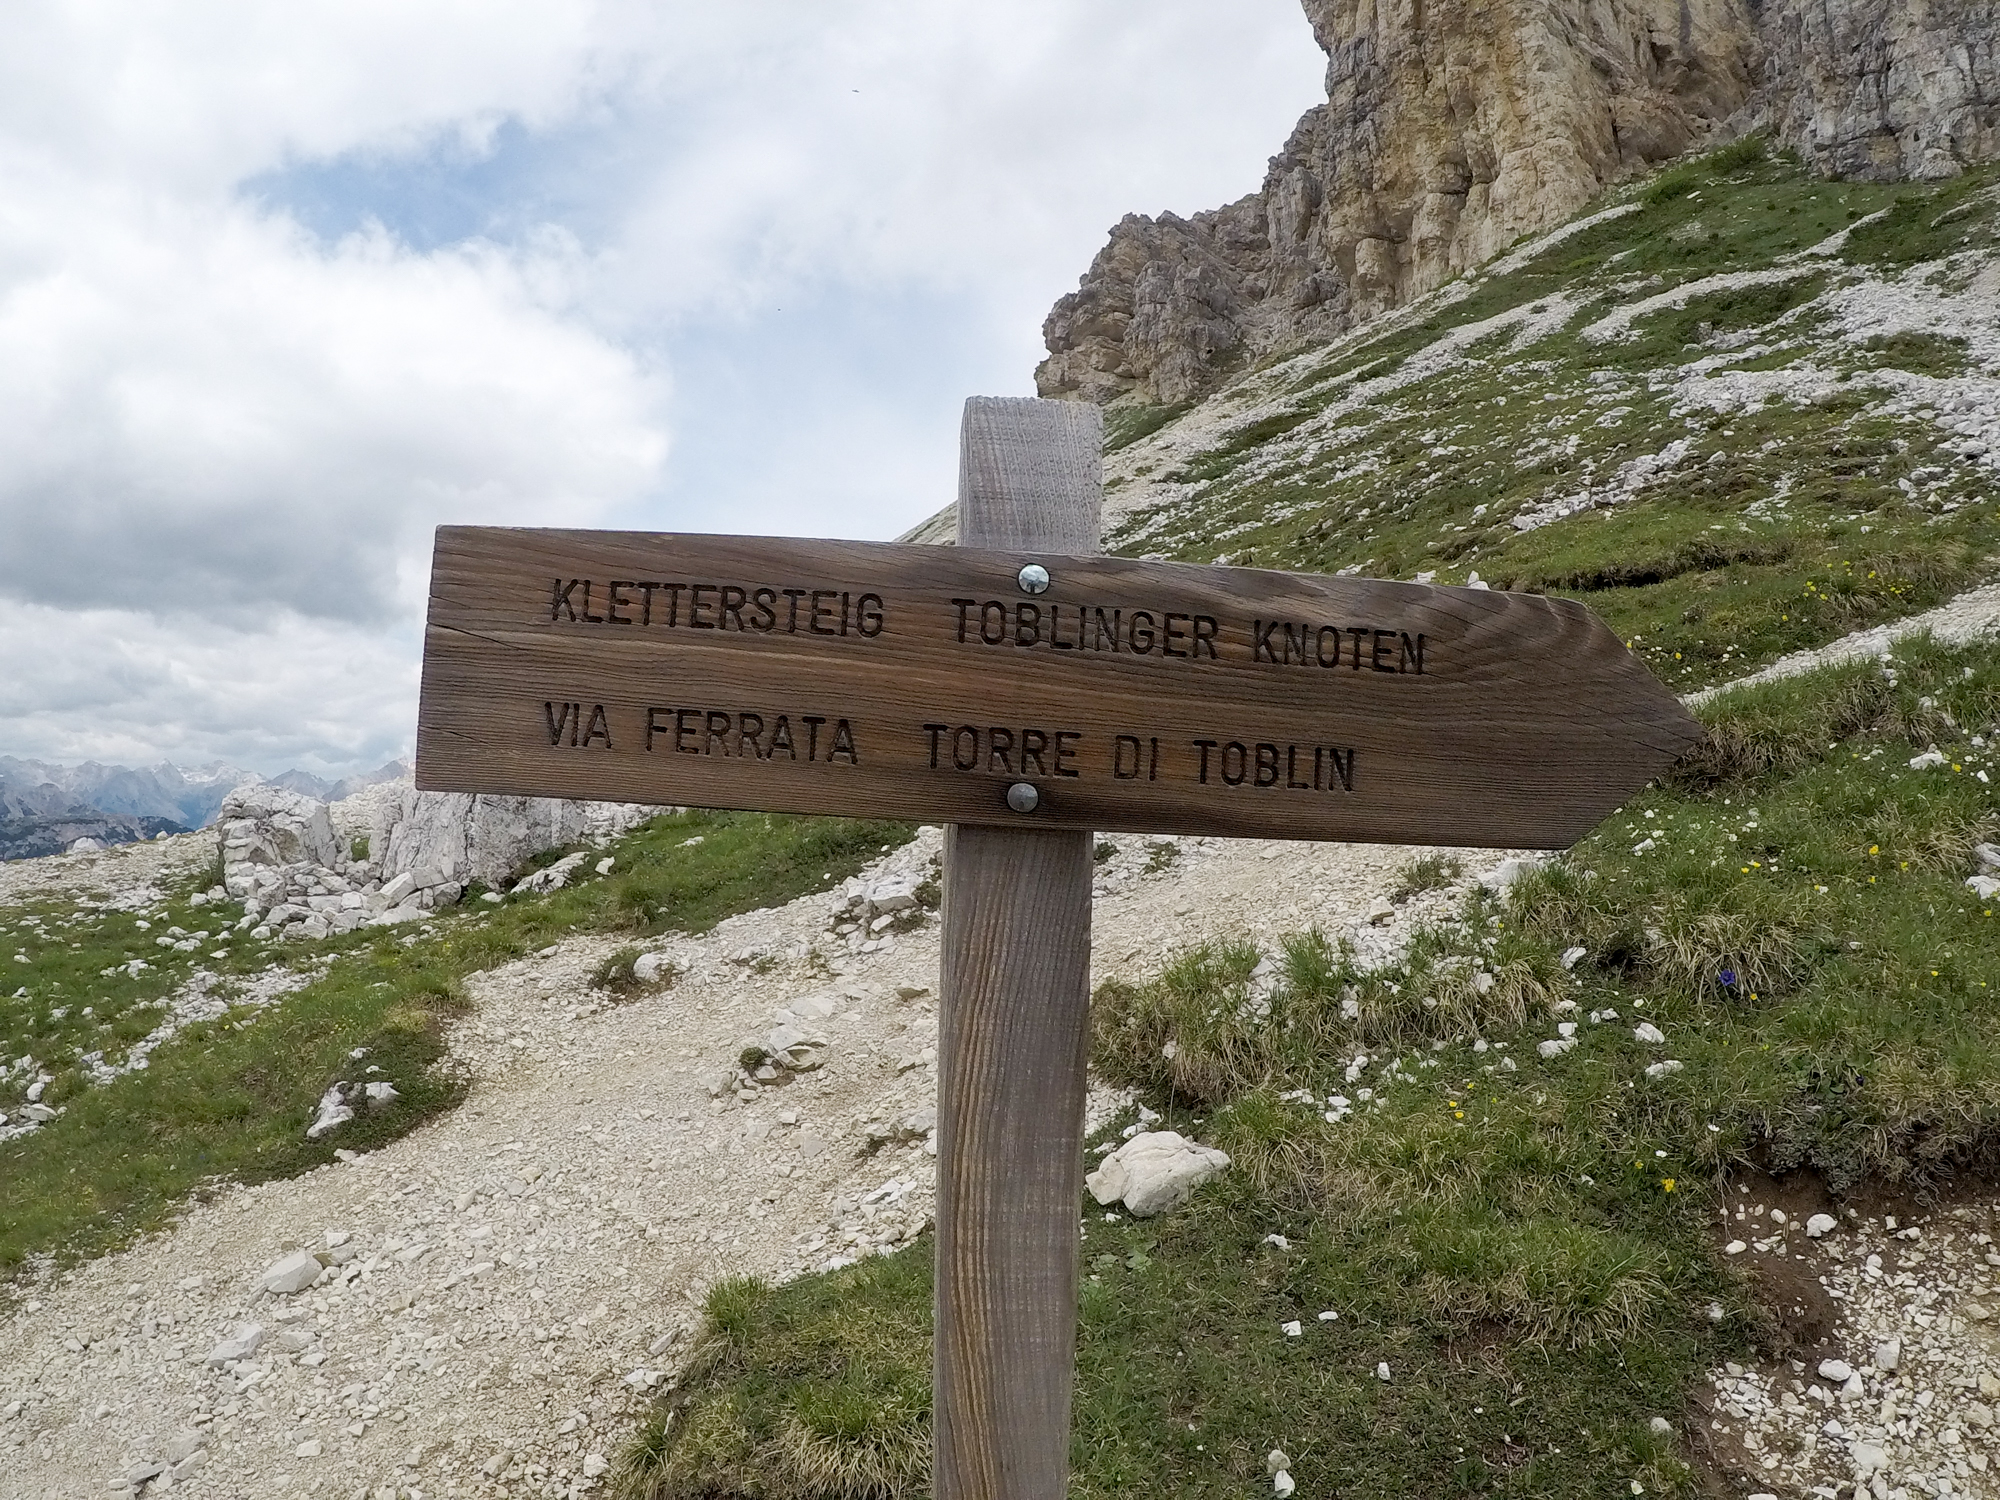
[1016,563,1050,595]
[1006,782,1039,814]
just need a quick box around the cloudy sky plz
[0,1,1325,779]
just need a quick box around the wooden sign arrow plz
[415,525,1700,846]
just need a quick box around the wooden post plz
[934,396,1103,1499]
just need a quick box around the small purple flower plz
[1719,968,1738,987]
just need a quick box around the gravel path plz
[0,825,1485,1499]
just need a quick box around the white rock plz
[1874,1337,1900,1371]
[1272,1471,1295,1498]
[1537,1038,1577,1058]
[214,784,342,898]
[1633,1022,1666,1044]
[631,952,671,984]
[306,1083,353,1139]
[162,1429,206,1464]
[1375,1361,1392,1381]
[1266,1449,1291,1475]
[1850,1440,1888,1475]
[377,872,418,906]
[258,1249,323,1295]
[582,1453,610,1478]
[362,1081,399,1109]
[1280,1320,1302,1337]
[514,851,590,896]
[1476,856,1543,892]
[1909,749,1947,769]
[1648,1416,1673,1435]
[762,1024,829,1072]
[205,1322,265,1365]
[295,1438,323,1457]
[1084,1131,1230,1217]
[1966,875,2000,900]
[1643,1060,1683,1078]
[1805,1213,1839,1238]
[1559,945,1587,969]
[1818,1358,1854,1382]
[1724,1240,1747,1254]
[370,783,649,890]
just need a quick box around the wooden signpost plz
[415,396,1702,1500]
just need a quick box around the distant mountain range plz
[0,757,408,858]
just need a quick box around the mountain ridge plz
[1037,0,1999,408]
[0,756,408,839]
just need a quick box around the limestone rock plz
[306,1083,354,1139]
[515,852,589,896]
[205,1322,265,1365]
[1759,0,2000,182]
[161,1431,206,1465]
[257,1249,323,1295]
[1036,0,1996,408]
[1085,1130,1231,1217]
[216,784,341,899]
[762,1024,829,1072]
[370,784,652,892]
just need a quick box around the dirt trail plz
[0,826,1482,1499]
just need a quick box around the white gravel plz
[1704,1201,2000,1499]
[0,824,1482,1498]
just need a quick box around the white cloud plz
[0,602,418,775]
[0,0,1325,776]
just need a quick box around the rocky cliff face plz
[1038,0,1998,406]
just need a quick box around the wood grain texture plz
[934,396,1101,1500]
[414,522,1701,848]
[934,825,1096,1500]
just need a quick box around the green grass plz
[0,809,912,1280]
[1109,148,2000,693]
[623,636,2000,1498]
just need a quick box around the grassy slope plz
[1106,141,2000,697]
[620,143,2000,1499]
[0,809,912,1279]
[625,637,2000,1500]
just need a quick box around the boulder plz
[1085,1131,1231,1217]
[215,784,342,898]
[258,1249,324,1295]
[370,785,653,892]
